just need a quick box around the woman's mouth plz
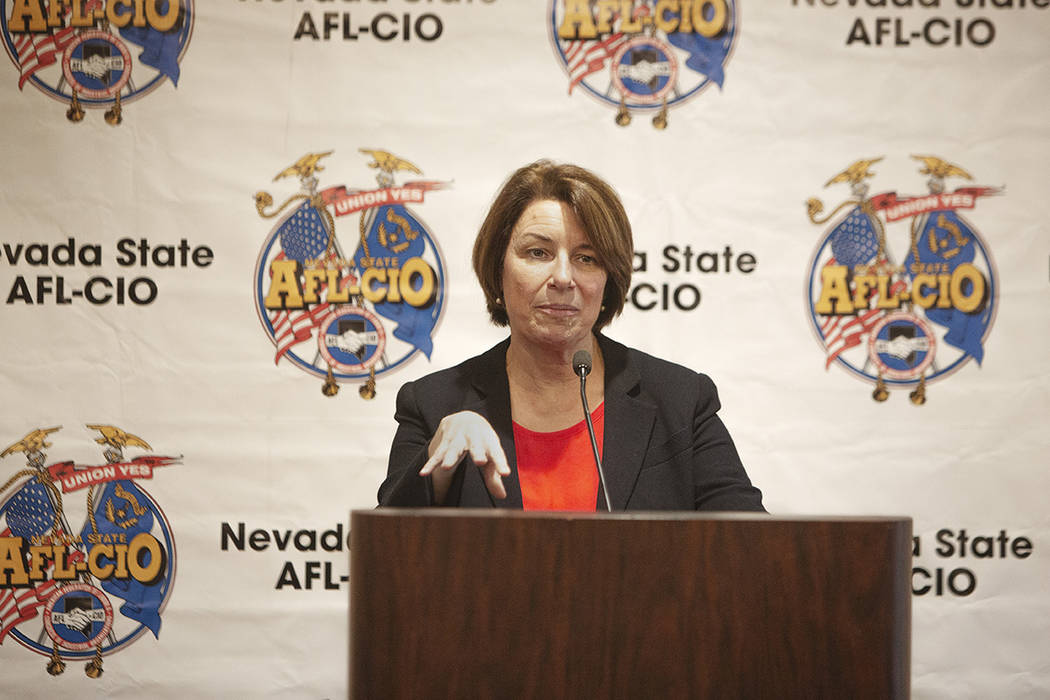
[537,303,578,316]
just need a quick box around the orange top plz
[512,403,604,511]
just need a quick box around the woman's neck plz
[506,334,605,431]
[507,334,597,381]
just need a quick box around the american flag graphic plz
[0,527,60,644]
[8,1,102,90]
[0,575,60,644]
[5,480,56,538]
[560,4,654,95]
[563,32,629,94]
[271,295,331,364]
[12,26,77,90]
[266,203,341,363]
[278,204,330,262]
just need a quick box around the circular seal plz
[62,30,132,100]
[43,583,114,652]
[548,0,737,113]
[610,37,678,105]
[255,200,447,386]
[0,479,177,659]
[868,312,936,381]
[317,306,387,373]
[0,1,194,108]
[806,205,998,388]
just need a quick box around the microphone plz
[572,350,613,512]
[572,350,591,377]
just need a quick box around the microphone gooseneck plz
[572,350,613,512]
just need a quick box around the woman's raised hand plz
[420,411,510,503]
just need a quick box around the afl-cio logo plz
[549,0,736,128]
[0,425,179,678]
[253,149,449,399]
[804,155,1000,404]
[1,0,193,121]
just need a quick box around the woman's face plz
[501,199,607,350]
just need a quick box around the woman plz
[378,160,763,511]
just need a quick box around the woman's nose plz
[549,253,574,288]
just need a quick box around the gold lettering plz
[399,258,437,308]
[70,0,95,28]
[0,537,28,587]
[127,533,163,583]
[912,273,938,309]
[814,265,853,315]
[7,0,47,32]
[46,0,63,27]
[361,267,387,304]
[28,545,51,580]
[264,259,304,310]
[679,0,695,32]
[693,0,728,38]
[852,274,877,310]
[654,0,680,34]
[89,544,115,579]
[936,274,952,309]
[51,545,78,580]
[558,0,597,39]
[146,0,179,32]
[132,0,148,27]
[302,268,327,305]
[113,544,130,579]
[107,0,134,28]
[620,0,643,33]
[950,263,985,314]
[386,267,402,303]
[876,275,900,309]
[595,0,619,33]
[326,268,350,303]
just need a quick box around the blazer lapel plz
[598,335,655,511]
[454,335,652,511]
[461,339,523,509]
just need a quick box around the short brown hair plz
[472,160,633,330]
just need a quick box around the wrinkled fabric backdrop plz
[1,2,1047,698]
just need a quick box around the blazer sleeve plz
[377,379,435,507]
[691,373,765,512]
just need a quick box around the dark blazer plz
[378,334,764,512]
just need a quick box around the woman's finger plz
[480,461,508,500]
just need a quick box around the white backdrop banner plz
[1,1,1048,698]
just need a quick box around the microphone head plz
[572,350,592,377]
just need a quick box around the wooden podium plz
[350,510,911,699]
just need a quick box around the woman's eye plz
[527,248,548,259]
